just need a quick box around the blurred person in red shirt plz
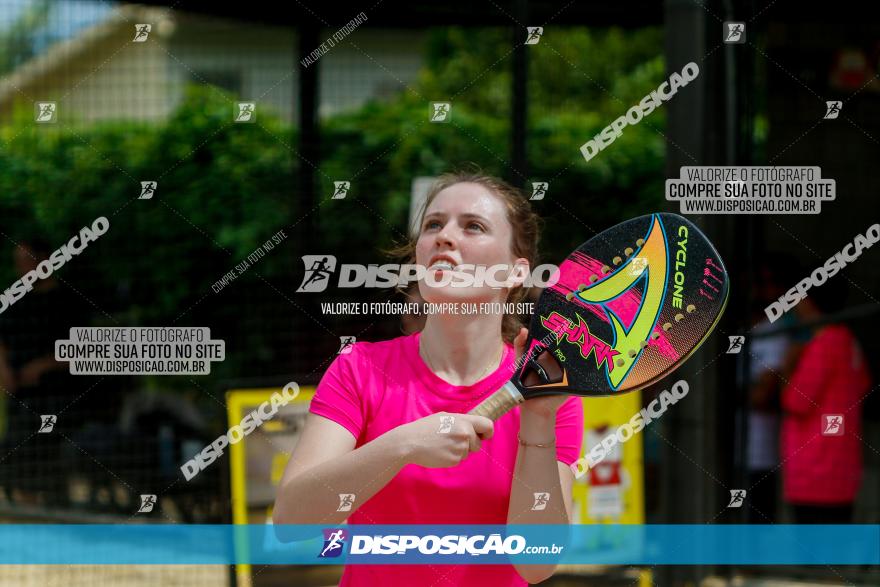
[781,278,871,524]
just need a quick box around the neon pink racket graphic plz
[469,213,729,420]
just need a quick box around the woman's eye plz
[467,222,485,232]
[425,220,441,230]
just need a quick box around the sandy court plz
[0,564,229,586]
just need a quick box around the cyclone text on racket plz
[573,215,668,389]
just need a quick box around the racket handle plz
[468,381,525,421]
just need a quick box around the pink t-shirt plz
[781,325,871,504]
[309,331,584,587]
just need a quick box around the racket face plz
[513,213,729,398]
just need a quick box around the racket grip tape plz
[468,381,525,421]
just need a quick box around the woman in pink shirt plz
[781,280,871,523]
[273,171,584,585]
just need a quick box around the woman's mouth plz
[427,255,459,271]
[429,260,456,271]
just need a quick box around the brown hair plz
[389,168,542,343]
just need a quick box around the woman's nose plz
[435,226,456,248]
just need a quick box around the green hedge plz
[0,26,667,382]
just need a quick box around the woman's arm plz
[273,410,490,527]
[273,412,409,526]
[507,410,575,584]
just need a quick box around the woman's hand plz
[512,327,568,419]
[389,412,494,468]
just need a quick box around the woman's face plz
[415,182,528,304]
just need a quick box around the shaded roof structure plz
[129,0,664,28]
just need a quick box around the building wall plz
[167,16,298,122]
[1,14,426,125]
[168,18,426,123]
[64,27,172,123]
[316,29,426,118]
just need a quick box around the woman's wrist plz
[518,410,556,445]
[520,407,555,425]
[378,426,416,466]
[517,433,555,448]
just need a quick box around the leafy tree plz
[0,85,298,387]
[320,26,666,259]
[0,0,51,75]
[0,26,666,386]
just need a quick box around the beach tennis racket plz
[469,212,729,420]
